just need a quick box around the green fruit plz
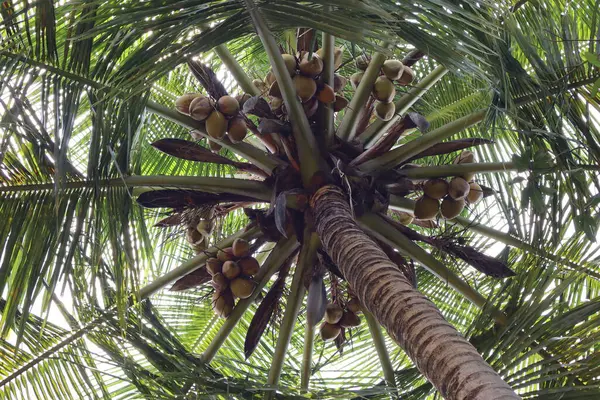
[235,93,251,107]
[382,59,404,80]
[230,277,256,299]
[232,238,250,258]
[414,196,439,220]
[350,72,364,89]
[208,140,222,153]
[355,54,371,70]
[299,53,323,77]
[212,289,234,318]
[397,211,414,225]
[333,74,347,92]
[339,311,361,328]
[282,53,297,76]
[374,101,395,121]
[398,66,415,85]
[423,179,449,200]
[325,304,343,324]
[454,150,475,164]
[205,111,227,139]
[238,257,260,276]
[206,258,222,276]
[211,273,229,292]
[372,76,396,102]
[316,47,344,69]
[217,247,235,262]
[175,93,201,114]
[320,322,341,341]
[333,95,349,112]
[222,261,241,280]
[441,197,465,219]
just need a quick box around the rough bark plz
[311,185,520,400]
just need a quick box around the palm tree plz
[1,0,599,399]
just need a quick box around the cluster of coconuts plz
[206,238,260,318]
[252,48,350,117]
[175,93,251,150]
[351,55,415,121]
[413,150,483,221]
[320,297,362,341]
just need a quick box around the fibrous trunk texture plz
[311,185,520,400]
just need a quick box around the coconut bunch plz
[252,48,350,118]
[412,150,484,221]
[351,55,415,121]
[320,297,362,341]
[206,238,260,318]
[175,93,250,146]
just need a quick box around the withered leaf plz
[258,118,292,136]
[137,190,258,209]
[274,192,290,238]
[154,213,183,227]
[306,275,327,326]
[443,244,516,278]
[170,268,211,291]
[187,60,228,99]
[244,260,292,359]
[152,138,236,165]
[407,138,494,162]
[242,96,275,119]
[405,112,430,132]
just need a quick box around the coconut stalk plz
[202,236,299,363]
[266,231,320,398]
[321,30,336,147]
[360,109,487,174]
[338,49,387,141]
[0,176,272,201]
[146,100,283,174]
[362,308,397,390]
[243,0,321,186]
[398,162,518,179]
[359,65,449,147]
[300,321,315,391]
[358,212,507,324]
[388,195,600,278]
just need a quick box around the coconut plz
[238,257,260,276]
[320,322,341,341]
[217,247,235,262]
[454,150,475,164]
[374,101,395,121]
[355,54,371,71]
[189,96,214,121]
[232,238,250,258]
[347,298,361,313]
[270,97,283,112]
[466,182,483,204]
[339,311,361,328]
[382,59,404,81]
[253,79,268,93]
[397,211,414,225]
[302,97,319,117]
[333,74,347,93]
[206,258,222,276]
[414,195,439,220]
[448,177,470,200]
[299,53,323,77]
[205,111,227,139]
[325,304,344,324]
[217,95,239,116]
[230,277,256,299]
[281,53,297,76]
[227,117,248,143]
[350,72,364,89]
[398,66,415,85]
[212,290,234,318]
[176,93,200,115]
[269,80,282,98]
[222,261,241,280]
[333,95,349,112]
[441,197,465,219]
[209,140,222,153]
[211,273,229,292]
[423,179,449,200]
[265,70,276,86]
[372,76,396,102]
[317,84,335,104]
[293,75,318,102]
[316,47,344,69]
[235,93,251,107]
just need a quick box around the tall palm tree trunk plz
[311,185,519,400]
